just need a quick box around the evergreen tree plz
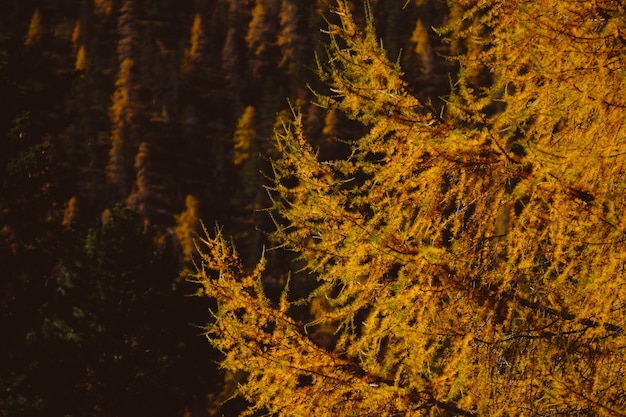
[195,1,626,415]
[108,0,140,198]
[222,0,249,115]
[126,141,161,219]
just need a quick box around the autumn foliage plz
[195,1,626,415]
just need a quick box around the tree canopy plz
[196,1,626,415]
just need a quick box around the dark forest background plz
[0,1,454,415]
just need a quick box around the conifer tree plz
[246,0,280,77]
[107,0,139,197]
[246,0,278,57]
[182,13,207,75]
[277,0,305,75]
[222,0,249,114]
[410,18,433,74]
[62,196,80,229]
[24,9,43,48]
[126,141,156,217]
[74,43,87,72]
[232,105,257,167]
[232,105,265,228]
[71,19,81,51]
[175,194,200,261]
[195,1,626,415]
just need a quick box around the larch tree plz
[175,194,201,262]
[232,105,258,168]
[246,0,280,78]
[182,13,207,75]
[246,0,279,57]
[194,1,626,416]
[24,9,43,48]
[126,141,156,218]
[231,104,265,230]
[410,18,433,75]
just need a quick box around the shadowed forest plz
[4,0,626,416]
[1,1,451,416]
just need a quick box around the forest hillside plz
[1,1,451,416]
[4,0,626,416]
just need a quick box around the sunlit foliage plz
[182,14,207,75]
[24,9,43,48]
[233,105,258,167]
[196,0,626,415]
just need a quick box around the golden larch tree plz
[194,1,626,415]
[175,194,200,261]
[410,18,433,75]
[233,105,258,167]
[24,9,43,47]
[182,13,206,75]
[246,0,279,57]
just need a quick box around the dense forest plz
[4,0,626,416]
[0,1,451,416]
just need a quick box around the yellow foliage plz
[75,45,86,71]
[233,106,257,166]
[195,1,626,415]
[410,19,432,72]
[175,195,200,260]
[71,20,80,51]
[62,196,80,229]
[24,9,43,47]
[182,13,205,74]
[93,0,112,16]
[246,0,272,56]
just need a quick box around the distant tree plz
[62,195,80,229]
[230,104,267,260]
[246,0,280,77]
[74,44,86,71]
[410,18,433,74]
[222,27,241,82]
[277,0,306,81]
[94,0,113,16]
[232,105,257,167]
[175,194,201,261]
[107,0,140,197]
[399,0,454,105]
[195,1,626,415]
[126,140,166,221]
[182,13,207,75]
[222,0,250,114]
[24,9,43,48]
[246,0,278,56]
